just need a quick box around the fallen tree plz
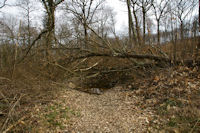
[69,52,200,67]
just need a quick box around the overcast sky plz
[0,0,129,33]
[0,0,198,34]
[106,0,128,33]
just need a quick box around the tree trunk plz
[180,21,184,40]
[131,23,137,45]
[133,9,141,46]
[127,0,132,44]
[45,0,55,61]
[174,32,177,62]
[27,6,31,46]
[82,3,88,49]
[83,21,88,48]
[157,19,160,45]
[126,0,137,48]
[126,0,135,48]
[142,8,146,45]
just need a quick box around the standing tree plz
[126,0,136,47]
[152,0,169,45]
[173,0,197,40]
[40,0,64,61]
[131,0,142,46]
[191,16,198,38]
[171,0,197,60]
[94,6,116,39]
[65,0,105,48]
[16,0,37,46]
[136,0,154,44]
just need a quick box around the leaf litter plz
[1,66,200,132]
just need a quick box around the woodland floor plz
[0,66,200,133]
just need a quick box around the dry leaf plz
[154,76,160,82]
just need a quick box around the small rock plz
[91,88,102,95]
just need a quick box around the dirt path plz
[35,85,157,133]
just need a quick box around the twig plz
[72,58,87,69]
[150,45,169,58]
[86,25,117,54]
[0,91,10,107]
[1,94,24,132]
[75,60,102,72]
[2,116,26,133]
[86,72,100,78]
[189,119,200,133]
[17,29,49,64]
[48,62,78,76]
[0,77,11,81]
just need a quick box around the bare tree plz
[168,2,179,61]
[130,0,142,45]
[126,0,136,46]
[65,0,105,48]
[146,16,154,44]
[152,0,169,45]
[0,16,19,74]
[56,22,73,45]
[173,0,197,39]
[40,0,64,61]
[94,5,116,39]
[136,0,154,44]
[16,0,37,46]
[191,16,198,38]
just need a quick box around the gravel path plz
[56,86,156,133]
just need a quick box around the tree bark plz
[180,21,184,40]
[27,6,31,46]
[126,0,136,47]
[83,21,88,48]
[127,0,132,45]
[157,20,160,45]
[133,9,141,46]
[142,7,146,45]
[42,0,56,61]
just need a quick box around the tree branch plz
[17,29,49,64]
[0,0,7,8]
[55,0,65,7]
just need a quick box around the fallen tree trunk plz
[74,53,200,66]
[76,53,169,61]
